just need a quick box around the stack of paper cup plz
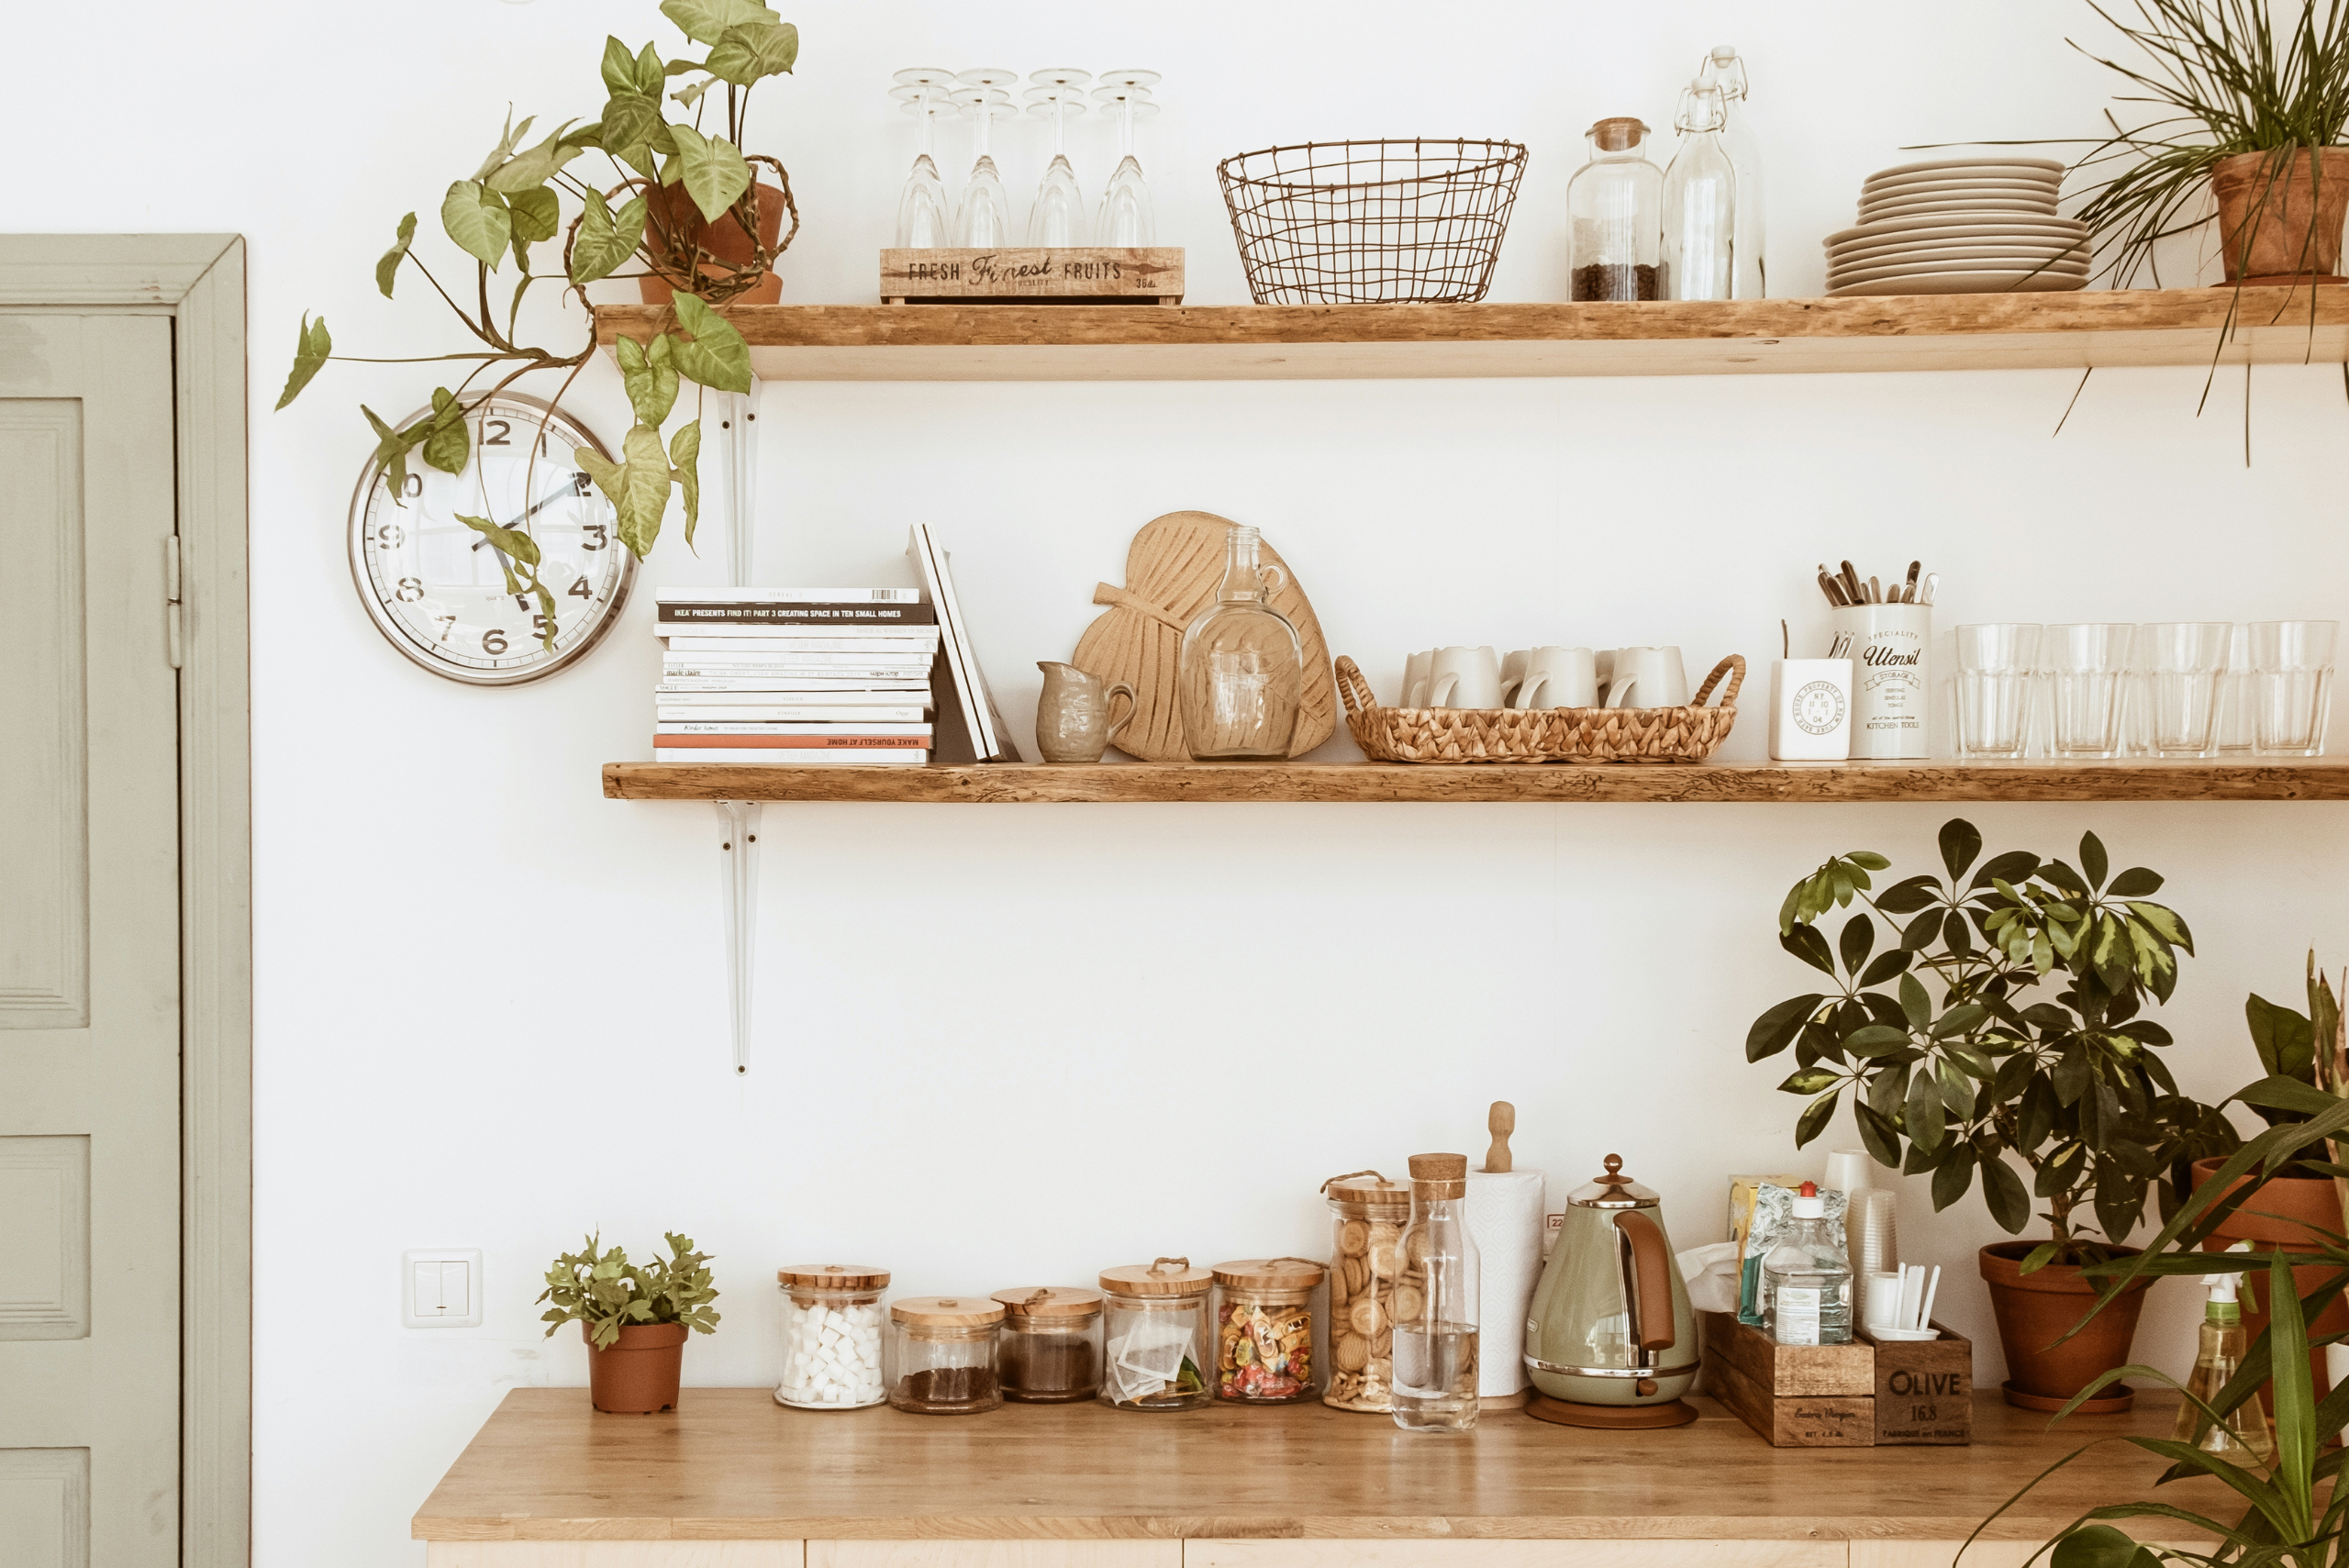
[1464,1165,1546,1399]
[1855,1192,1899,1329]
[1823,1150,1872,1264]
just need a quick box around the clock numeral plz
[483,628,508,655]
[580,523,607,550]
[399,472,422,498]
[375,522,406,549]
[394,576,424,603]
[434,615,457,643]
[482,418,512,447]
[532,613,555,639]
[514,592,534,613]
[567,576,595,599]
[571,471,593,495]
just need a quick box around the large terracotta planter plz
[2210,146,2349,285]
[584,1321,687,1413]
[1979,1241,2152,1410]
[638,179,786,306]
[2190,1157,2349,1418]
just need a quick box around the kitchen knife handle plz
[1614,1209,1677,1354]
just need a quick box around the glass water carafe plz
[1698,46,1765,299]
[1178,526,1303,761]
[1662,83,1737,301]
[1392,1152,1478,1432]
[1566,117,1663,301]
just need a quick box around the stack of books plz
[655,587,941,766]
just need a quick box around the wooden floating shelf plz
[595,286,2349,381]
[604,759,2349,805]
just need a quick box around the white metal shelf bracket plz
[714,374,764,585]
[717,801,763,1074]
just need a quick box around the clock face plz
[348,393,636,685]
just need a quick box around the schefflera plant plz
[275,1,797,637]
[1747,819,2239,1266]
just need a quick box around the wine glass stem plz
[917,90,934,159]
[975,104,991,160]
[1052,99,1065,158]
[1120,98,1134,159]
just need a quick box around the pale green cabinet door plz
[0,313,182,1568]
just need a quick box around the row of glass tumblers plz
[1954,621,2337,760]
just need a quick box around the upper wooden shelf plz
[595,286,2349,381]
[603,759,2349,805]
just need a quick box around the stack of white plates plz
[1825,156,2088,297]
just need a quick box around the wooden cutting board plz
[1072,511,1335,762]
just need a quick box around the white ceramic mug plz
[1402,650,1436,708]
[1604,646,1690,709]
[1500,650,1531,706]
[1514,646,1598,709]
[1427,645,1504,708]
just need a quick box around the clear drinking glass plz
[1024,71,1092,247]
[1178,525,1304,761]
[1566,118,1663,300]
[1954,622,2041,760]
[2216,623,2257,753]
[2043,623,2136,759]
[951,73,1019,247]
[891,69,957,249]
[2138,622,2232,757]
[1094,71,1162,246]
[1698,45,1766,299]
[1661,83,1736,301]
[2250,619,2340,755]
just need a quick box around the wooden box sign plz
[880,247,1185,305]
[1867,1322,1973,1445]
[1700,1311,1875,1448]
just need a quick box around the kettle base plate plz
[1525,1394,1698,1429]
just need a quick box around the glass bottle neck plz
[1219,529,1266,602]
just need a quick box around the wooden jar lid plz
[1211,1258,1327,1290]
[1324,1173,1411,1215]
[1099,1258,1214,1296]
[890,1295,1007,1327]
[991,1286,1104,1318]
[777,1263,890,1290]
[1408,1152,1469,1200]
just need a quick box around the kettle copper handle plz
[1614,1210,1676,1354]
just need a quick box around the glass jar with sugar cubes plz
[1098,1258,1214,1411]
[774,1263,890,1409]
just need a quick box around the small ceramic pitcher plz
[1035,662,1137,763]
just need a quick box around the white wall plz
[7,1,2347,1561]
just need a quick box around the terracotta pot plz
[1978,1241,2152,1409]
[638,179,786,306]
[584,1321,687,1413]
[2210,146,2349,285]
[2189,1157,2349,1418]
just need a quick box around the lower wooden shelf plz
[602,758,2349,804]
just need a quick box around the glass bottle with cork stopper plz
[1209,1258,1325,1403]
[992,1286,1105,1404]
[1393,1152,1480,1432]
[1323,1171,1412,1412]
[1567,117,1663,301]
[1098,1257,1214,1410]
[1176,526,1304,762]
[885,1296,1005,1415]
[774,1263,890,1409]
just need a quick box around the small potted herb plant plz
[1748,819,2238,1410]
[2194,955,2349,1246]
[538,1232,720,1413]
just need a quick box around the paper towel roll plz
[1464,1167,1546,1398]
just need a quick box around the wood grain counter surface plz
[413,1388,2227,1543]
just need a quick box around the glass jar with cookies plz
[1321,1171,1413,1412]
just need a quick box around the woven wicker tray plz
[1336,654,1744,764]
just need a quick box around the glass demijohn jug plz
[1178,526,1304,761]
[1661,83,1737,301]
[1566,117,1663,301]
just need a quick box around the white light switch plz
[402,1249,484,1328]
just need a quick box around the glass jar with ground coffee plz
[1322,1171,1412,1412]
[1210,1258,1324,1404]
[886,1296,1004,1415]
[1567,117,1663,302]
[992,1286,1104,1403]
[1098,1258,1213,1411]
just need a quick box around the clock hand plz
[471,475,587,550]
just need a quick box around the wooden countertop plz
[412,1389,2226,1543]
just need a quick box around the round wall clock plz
[347,393,636,685]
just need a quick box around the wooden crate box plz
[1700,1311,1875,1447]
[1867,1323,1973,1445]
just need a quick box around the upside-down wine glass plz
[1025,69,1092,246]
[952,71,1019,248]
[891,67,956,248]
[1094,70,1162,246]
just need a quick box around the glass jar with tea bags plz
[1178,525,1304,761]
[1098,1258,1213,1410]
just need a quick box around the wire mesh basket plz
[1216,139,1530,305]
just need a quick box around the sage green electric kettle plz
[1522,1153,1698,1429]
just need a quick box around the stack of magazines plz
[654,588,940,766]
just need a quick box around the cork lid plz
[776,1262,890,1290]
[1099,1257,1213,1297]
[1211,1257,1328,1290]
[991,1285,1104,1318]
[1588,117,1649,153]
[1323,1172,1411,1214]
[1408,1152,1469,1200]
[889,1295,1006,1327]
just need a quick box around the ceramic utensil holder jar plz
[1098,1258,1214,1410]
[1830,605,1929,759]
[774,1263,890,1409]
[992,1286,1105,1404]
[1769,659,1854,761]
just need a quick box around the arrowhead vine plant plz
[1749,819,2239,1267]
[275,0,802,645]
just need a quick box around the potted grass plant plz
[538,1232,721,1413]
[1749,819,2239,1410]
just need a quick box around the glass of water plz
[1954,623,2041,759]
[2250,619,2339,755]
[2043,623,2136,759]
[2138,621,2232,757]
